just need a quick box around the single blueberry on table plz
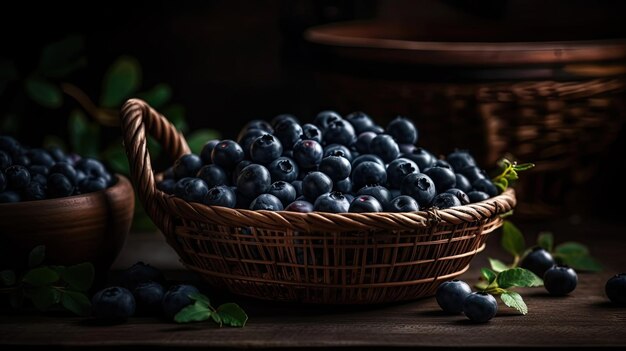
[302,171,333,201]
[250,134,283,164]
[355,131,377,155]
[386,116,418,144]
[323,144,353,162]
[436,279,472,314]
[356,185,392,210]
[467,191,490,203]
[5,165,30,189]
[388,195,419,212]
[520,247,556,278]
[119,262,166,290]
[196,164,228,188]
[386,158,419,189]
[313,110,342,131]
[274,120,303,150]
[0,190,21,203]
[313,191,350,213]
[351,161,387,191]
[473,178,499,197]
[455,173,473,193]
[447,150,477,170]
[349,195,383,213]
[323,119,356,146]
[369,134,399,163]
[345,111,375,134]
[444,188,470,205]
[401,173,436,207]
[285,200,314,213]
[200,139,220,164]
[424,166,456,193]
[292,139,323,168]
[544,266,578,296]
[204,185,237,208]
[319,155,351,182]
[300,123,322,143]
[250,193,284,211]
[133,281,165,316]
[173,154,203,180]
[463,292,498,323]
[211,140,245,171]
[162,284,201,319]
[268,181,296,205]
[47,173,74,198]
[91,286,136,321]
[236,164,272,200]
[605,273,626,306]
[430,192,462,209]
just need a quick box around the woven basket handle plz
[120,98,190,207]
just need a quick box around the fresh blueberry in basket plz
[463,292,498,323]
[544,266,577,296]
[434,159,452,169]
[120,262,166,291]
[401,173,436,207]
[473,178,499,197]
[250,134,283,164]
[313,110,342,131]
[0,150,12,170]
[398,144,416,155]
[157,179,176,195]
[356,185,392,210]
[402,147,436,171]
[285,200,314,213]
[75,158,111,184]
[291,180,303,197]
[323,144,353,162]
[345,111,374,134]
[0,190,21,203]
[313,191,350,213]
[5,165,30,189]
[467,191,490,203]
[334,177,352,194]
[236,164,271,200]
[172,154,203,180]
[12,153,30,167]
[200,139,220,164]
[26,148,55,168]
[0,136,21,156]
[292,139,323,168]
[47,173,74,198]
[212,140,245,171]
[47,146,66,163]
[302,171,333,201]
[133,281,165,316]
[242,119,273,134]
[233,160,253,184]
[271,113,299,128]
[455,173,473,193]
[49,162,77,185]
[458,166,487,184]
[351,161,387,191]
[436,279,472,314]
[162,284,201,319]
[389,195,419,212]
[174,178,209,203]
[606,273,626,306]
[355,131,377,155]
[300,123,322,143]
[237,129,266,159]
[424,166,457,193]
[351,154,384,169]
[23,181,46,201]
[387,158,419,189]
[520,247,556,278]
[196,164,228,188]
[430,192,462,209]
[386,116,418,144]
[444,188,470,205]
[268,181,296,205]
[204,185,237,208]
[319,156,351,182]
[0,171,6,192]
[447,150,477,171]
[273,120,302,150]
[324,119,356,146]
[349,195,383,213]
[369,134,399,163]
[92,286,136,321]
[250,193,284,211]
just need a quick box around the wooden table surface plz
[1,217,625,349]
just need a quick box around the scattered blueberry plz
[544,266,577,296]
[436,279,472,314]
[520,247,556,278]
[92,287,136,321]
[605,273,626,306]
[119,262,166,290]
[133,281,165,315]
[463,292,498,323]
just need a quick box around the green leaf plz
[481,267,497,284]
[501,291,528,315]
[559,255,603,272]
[188,292,211,307]
[22,267,59,286]
[488,258,509,273]
[501,221,526,258]
[137,83,172,108]
[174,303,212,323]
[68,110,100,158]
[103,140,130,175]
[39,35,86,78]
[25,286,61,311]
[484,286,508,295]
[475,281,489,291]
[61,263,94,291]
[537,232,554,252]
[555,242,589,257]
[497,268,543,289]
[216,303,248,327]
[0,58,18,80]
[513,163,535,171]
[24,77,63,108]
[100,56,141,108]
[61,290,92,316]
[493,178,508,192]
[211,312,223,326]
[506,170,519,181]
[28,245,46,267]
[0,270,16,286]
[187,129,220,155]
[162,104,188,133]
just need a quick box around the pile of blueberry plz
[158,111,499,213]
[0,136,114,203]
[91,262,199,321]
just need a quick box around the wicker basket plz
[120,99,516,304]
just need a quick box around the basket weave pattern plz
[120,99,516,304]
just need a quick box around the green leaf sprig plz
[0,245,94,316]
[174,292,248,327]
[476,267,543,315]
[492,158,535,192]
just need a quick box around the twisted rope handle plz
[120,98,190,217]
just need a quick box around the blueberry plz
[436,279,472,314]
[119,262,166,290]
[31,173,47,185]
[233,160,253,184]
[75,158,110,182]
[444,188,470,205]
[520,247,556,278]
[11,153,30,167]
[356,185,392,209]
[300,123,322,143]
[92,287,136,320]
[274,121,303,150]
[402,147,436,170]
[291,180,303,197]
[174,178,209,203]
[458,166,487,184]
[544,266,578,296]
[0,190,21,203]
[172,154,203,180]
[0,136,21,155]
[386,116,417,144]
[369,134,399,163]
[292,140,323,168]
[250,134,283,164]
[26,148,55,167]
[200,139,220,164]
[424,166,456,193]
[386,158,419,189]
[236,164,271,199]
[268,181,296,205]
[390,188,401,198]
[455,173,473,193]
[313,110,342,131]
[351,161,387,191]
[133,281,165,315]
[50,162,77,185]
[285,200,314,213]
[323,144,353,162]
[23,181,46,201]
[162,284,200,319]
[78,176,108,193]
[473,178,498,197]
[242,119,273,134]
[47,173,74,198]
[250,193,284,211]
[324,119,356,146]
[345,111,375,134]
[319,156,351,182]
[349,195,383,213]
[212,140,245,171]
[355,131,377,154]
[157,179,176,194]
[204,185,237,208]
[334,177,353,193]
[302,171,333,201]
[463,292,498,323]
[364,125,385,134]
[47,146,66,162]
[401,173,436,207]
[271,113,299,127]
[467,191,490,203]
[237,129,266,159]
[434,159,452,169]
[313,191,350,213]
[5,165,30,189]
[605,273,626,305]
[29,165,49,178]
[0,151,12,170]
[447,150,477,170]
[268,157,299,183]
[162,167,175,180]
[196,164,228,188]
[389,195,419,212]
[351,154,384,169]
[398,144,417,154]
[0,171,5,192]
[430,193,462,209]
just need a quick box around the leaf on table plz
[481,267,497,285]
[61,263,95,291]
[25,286,61,311]
[28,245,46,267]
[137,83,172,108]
[559,255,603,272]
[501,221,526,257]
[22,267,59,286]
[24,77,63,108]
[497,267,543,289]
[100,56,141,108]
[0,269,16,286]
[61,290,92,316]
[555,242,589,257]
[188,292,211,307]
[216,303,248,327]
[174,303,212,323]
[39,35,86,78]
[501,291,528,315]
[488,258,509,273]
[537,232,554,252]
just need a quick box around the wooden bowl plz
[0,175,134,272]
